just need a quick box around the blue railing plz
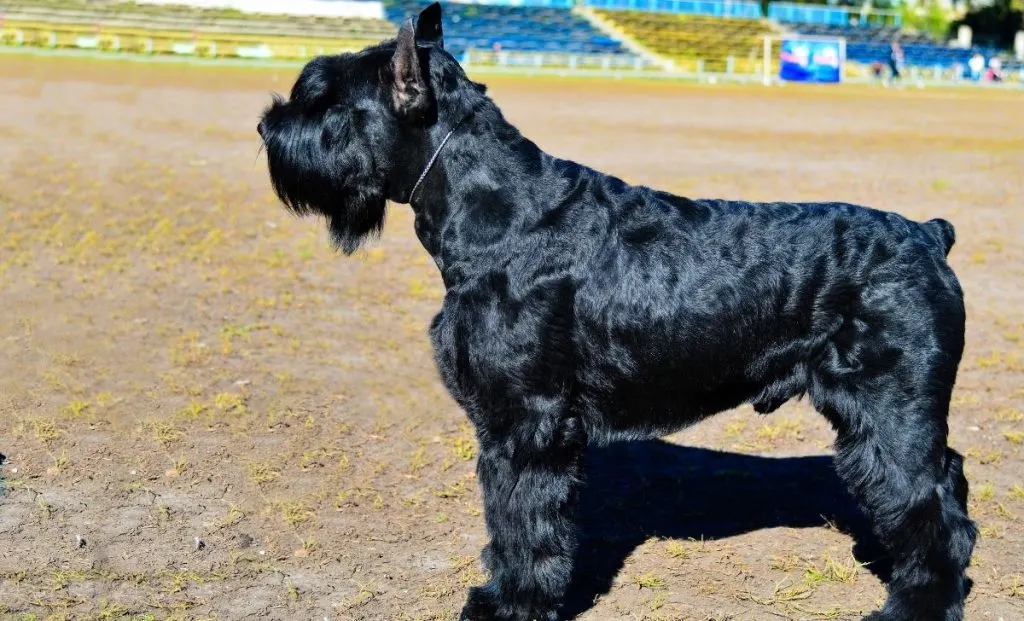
[768,3,902,27]
[583,0,763,19]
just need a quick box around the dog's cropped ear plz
[415,2,444,49]
[391,18,431,120]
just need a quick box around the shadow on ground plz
[564,440,890,619]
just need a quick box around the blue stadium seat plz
[790,23,998,68]
[385,0,630,57]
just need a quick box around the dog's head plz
[258,2,478,254]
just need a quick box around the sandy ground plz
[0,55,1022,620]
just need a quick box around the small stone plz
[76,535,86,548]
[293,548,309,558]
[194,537,206,551]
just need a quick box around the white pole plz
[839,37,846,83]
[763,36,772,85]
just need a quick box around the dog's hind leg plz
[831,416,975,621]
[810,292,976,620]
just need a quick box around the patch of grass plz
[664,540,690,560]
[647,591,669,612]
[177,401,207,420]
[1005,574,1024,598]
[246,461,280,485]
[979,523,1004,538]
[739,576,814,606]
[1009,484,1024,501]
[214,392,247,416]
[148,421,183,447]
[804,554,859,586]
[50,569,90,591]
[994,502,1017,521]
[299,447,334,470]
[277,501,313,525]
[171,456,187,475]
[966,448,1004,465]
[215,505,246,530]
[31,419,63,443]
[770,553,800,572]
[996,408,1024,422]
[1004,431,1024,445]
[169,332,211,367]
[51,351,83,367]
[97,600,128,620]
[408,445,430,475]
[951,392,981,406]
[974,482,996,502]
[448,437,476,461]
[435,480,467,500]
[38,498,54,520]
[62,399,90,418]
[633,571,667,590]
[50,450,70,474]
[723,420,747,438]
[755,418,805,444]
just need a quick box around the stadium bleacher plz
[792,24,933,46]
[0,0,1016,78]
[384,0,630,57]
[593,10,776,72]
[788,24,997,69]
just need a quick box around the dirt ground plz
[0,55,1022,621]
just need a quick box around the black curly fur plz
[258,5,977,619]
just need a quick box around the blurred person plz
[968,52,985,81]
[871,60,885,82]
[886,42,904,86]
[987,57,1003,82]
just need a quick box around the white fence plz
[134,0,385,19]
[461,48,1023,87]
[463,49,663,72]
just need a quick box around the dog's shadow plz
[564,440,889,619]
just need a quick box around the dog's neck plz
[404,101,550,277]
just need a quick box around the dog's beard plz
[263,116,387,255]
[323,188,387,254]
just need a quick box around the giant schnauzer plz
[258,4,977,619]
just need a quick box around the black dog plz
[258,4,976,619]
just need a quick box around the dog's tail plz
[922,218,956,256]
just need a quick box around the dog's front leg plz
[430,276,582,621]
[461,411,585,621]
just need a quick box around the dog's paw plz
[458,585,560,621]
[459,586,499,621]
